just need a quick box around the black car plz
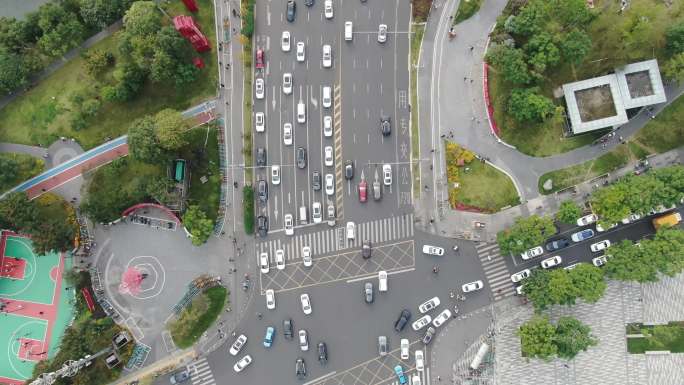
[422,326,435,345]
[380,116,391,136]
[304,0,314,6]
[362,240,371,259]
[286,1,296,22]
[283,318,293,340]
[256,147,267,167]
[344,160,354,180]
[317,342,328,365]
[394,309,411,332]
[297,147,307,169]
[545,238,570,252]
[257,180,268,203]
[295,357,306,379]
[257,215,268,237]
[312,171,321,191]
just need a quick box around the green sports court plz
[0,231,75,385]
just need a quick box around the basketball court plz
[0,231,75,385]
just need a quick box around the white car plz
[621,213,642,224]
[510,269,531,283]
[411,314,432,331]
[312,202,322,224]
[255,112,265,132]
[255,78,264,99]
[462,280,484,293]
[271,165,280,185]
[325,173,335,195]
[541,255,562,269]
[324,0,333,19]
[302,246,312,267]
[382,164,392,186]
[233,354,252,373]
[432,308,452,328]
[590,239,611,252]
[400,338,409,360]
[516,285,524,296]
[275,249,285,270]
[283,123,293,146]
[418,297,441,314]
[297,101,306,123]
[324,146,333,167]
[281,31,291,51]
[422,245,445,256]
[323,115,333,137]
[300,293,312,315]
[259,252,269,273]
[327,204,336,227]
[299,329,309,351]
[282,73,292,95]
[592,254,609,267]
[415,350,424,372]
[378,24,387,43]
[322,86,332,108]
[520,246,543,260]
[378,270,387,292]
[412,375,422,385]
[346,221,355,240]
[322,44,332,68]
[265,289,276,309]
[596,222,618,232]
[229,334,247,356]
[577,213,598,226]
[296,41,305,62]
[284,214,294,236]
[564,263,582,271]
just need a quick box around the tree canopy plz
[497,215,556,255]
[128,115,163,163]
[155,108,189,150]
[522,264,606,312]
[556,200,582,224]
[182,205,214,246]
[518,315,597,361]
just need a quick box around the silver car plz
[364,282,374,303]
[378,335,388,356]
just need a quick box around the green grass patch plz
[182,125,221,222]
[633,95,684,154]
[169,286,227,349]
[452,0,483,25]
[538,144,635,194]
[0,0,218,150]
[0,153,44,193]
[410,23,425,198]
[243,185,254,234]
[627,322,684,354]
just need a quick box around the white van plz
[322,86,331,108]
[344,21,353,41]
[378,270,388,292]
[297,101,306,123]
[299,206,308,225]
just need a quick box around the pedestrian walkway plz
[187,357,216,385]
[257,213,414,262]
[474,242,515,301]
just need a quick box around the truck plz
[652,212,682,230]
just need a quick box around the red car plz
[358,180,368,202]
[255,48,265,69]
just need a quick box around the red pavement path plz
[26,144,129,200]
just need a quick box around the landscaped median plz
[445,142,519,212]
[627,322,684,354]
[169,286,228,349]
[451,0,483,25]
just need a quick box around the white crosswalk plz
[475,242,516,301]
[187,357,215,385]
[257,213,414,263]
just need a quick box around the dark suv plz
[295,357,306,379]
[283,318,294,340]
[256,147,267,167]
[257,215,268,237]
[317,342,328,365]
[345,160,354,180]
[362,240,372,259]
[286,1,296,22]
[545,238,569,252]
[312,171,321,191]
[394,309,411,332]
[380,116,391,136]
[257,180,268,203]
[297,147,307,169]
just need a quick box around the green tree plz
[0,17,35,53]
[81,99,101,118]
[559,29,592,65]
[486,45,531,85]
[109,61,146,101]
[36,2,85,57]
[604,239,658,283]
[507,0,549,36]
[0,157,18,185]
[556,200,582,224]
[665,20,684,56]
[145,177,175,205]
[619,7,659,59]
[568,263,606,303]
[648,229,684,278]
[508,87,555,122]
[554,316,597,359]
[551,0,594,28]
[128,116,162,162]
[0,192,38,230]
[79,0,134,29]
[122,1,161,37]
[240,0,256,38]
[525,32,560,74]
[518,315,557,360]
[590,182,631,227]
[0,48,30,94]
[29,218,75,255]
[174,63,200,88]
[154,109,188,150]
[522,269,554,312]
[547,269,579,306]
[497,214,556,255]
[182,205,214,246]
[82,48,113,76]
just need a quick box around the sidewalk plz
[111,348,197,385]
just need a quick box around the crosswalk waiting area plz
[187,357,215,385]
[475,242,516,301]
[257,213,414,264]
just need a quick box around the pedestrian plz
[463,77,467,82]
[469,46,474,51]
